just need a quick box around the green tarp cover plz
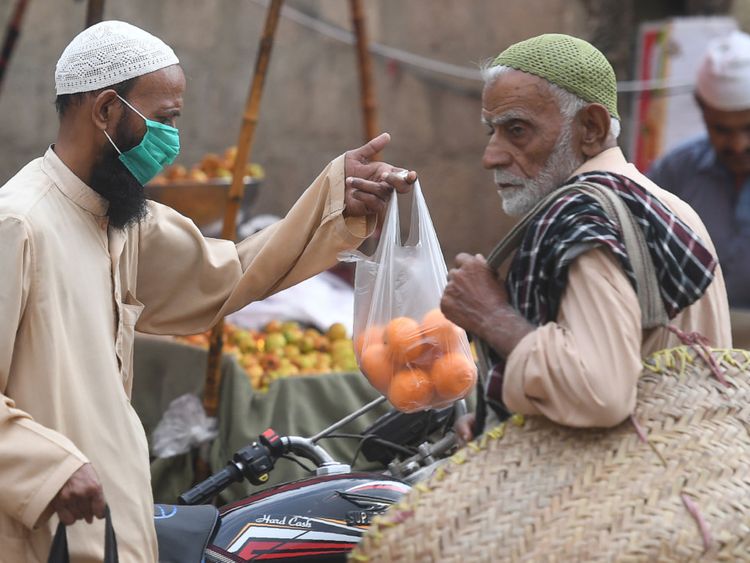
[131,336,390,504]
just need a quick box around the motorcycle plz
[154,396,464,562]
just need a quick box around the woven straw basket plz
[351,347,750,562]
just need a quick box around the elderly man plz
[0,21,414,562]
[648,31,750,309]
[442,34,731,442]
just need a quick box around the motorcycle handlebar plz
[179,399,459,505]
[282,437,337,466]
[178,462,243,505]
[179,438,279,505]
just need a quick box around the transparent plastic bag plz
[347,181,477,412]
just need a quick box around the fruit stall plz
[177,320,360,394]
[131,321,390,504]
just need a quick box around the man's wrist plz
[478,303,534,358]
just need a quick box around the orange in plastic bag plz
[344,182,477,412]
[389,368,434,411]
[359,342,394,393]
[431,352,476,399]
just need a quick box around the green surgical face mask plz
[103,94,180,185]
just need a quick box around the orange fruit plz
[388,367,434,412]
[199,153,223,176]
[224,146,238,166]
[355,325,385,358]
[430,353,477,400]
[421,308,463,353]
[360,343,394,393]
[385,317,430,364]
[406,345,439,372]
[187,167,210,182]
[164,164,187,181]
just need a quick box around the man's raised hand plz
[343,132,417,218]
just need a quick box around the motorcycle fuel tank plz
[205,473,411,562]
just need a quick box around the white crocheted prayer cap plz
[55,20,179,95]
[696,30,750,111]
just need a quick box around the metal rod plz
[203,0,284,417]
[310,395,388,443]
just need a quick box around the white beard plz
[494,125,584,216]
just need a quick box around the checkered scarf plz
[481,171,718,421]
[506,171,717,326]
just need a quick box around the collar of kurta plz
[568,146,627,178]
[42,146,109,217]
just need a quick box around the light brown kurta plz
[502,147,732,427]
[0,147,372,562]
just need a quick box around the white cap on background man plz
[696,30,750,111]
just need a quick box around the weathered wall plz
[0,0,741,261]
[0,0,588,262]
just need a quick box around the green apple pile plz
[177,321,358,392]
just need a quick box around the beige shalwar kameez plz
[0,147,372,562]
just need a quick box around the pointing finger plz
[351,132,391,161]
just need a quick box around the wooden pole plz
[349,0,379,144]
[0,0,30,96]
[350,0,385,240]
[85,0,104,27]
[203,0,284,417]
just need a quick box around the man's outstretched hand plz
[49,463,106,525]
[343,132,417,218]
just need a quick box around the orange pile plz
[149,145,265,185]
[357,309,477,412]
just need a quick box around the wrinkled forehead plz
[127,64,185,109]
[481,69,560,123]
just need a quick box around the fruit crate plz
[145,176,261,231]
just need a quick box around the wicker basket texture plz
[352,348,750,562]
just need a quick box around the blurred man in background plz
[0,20,414,562]
[441,34,731,442]
[648,31,750,309]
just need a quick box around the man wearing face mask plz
[0,21,414,562]
[442,35,731,442]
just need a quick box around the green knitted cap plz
[492,34,619,120]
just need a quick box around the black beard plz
[90,120,148,230]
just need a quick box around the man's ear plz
[576,103,611,157]
[91,90,123,131]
